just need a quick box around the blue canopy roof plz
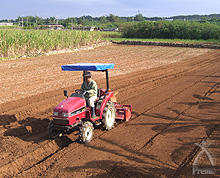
[61,63,114,71]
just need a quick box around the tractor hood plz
[54,96,86,113]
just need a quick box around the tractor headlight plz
[62,112,69,117]
[53,111,59,116]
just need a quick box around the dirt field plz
[0,44,219,177]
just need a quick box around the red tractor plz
[48,63,132,143]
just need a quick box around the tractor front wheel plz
[102,101,116,130]
[79,121,94,143]
[48,120,57,140]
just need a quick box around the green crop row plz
[0,29,103,59]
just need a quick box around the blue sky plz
[1,0,220,19]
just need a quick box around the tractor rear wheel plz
[102,101,116,130]
[79,121,94,143]
[48,120,57,140]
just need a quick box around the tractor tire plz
[79,121,94,143]
[48,120,57,140]
[102,101,116,130]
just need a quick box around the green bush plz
[121,20,220,40]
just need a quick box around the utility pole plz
[22,15,23,28]
[18,17,20,29]
[35,19,37,29]
[57,15,58,30]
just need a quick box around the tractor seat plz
[85,89,106,107]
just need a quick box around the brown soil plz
[0,44,219,177]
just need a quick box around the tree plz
[62,18,72,27]
[134,13,145,21]
[78,19,83,25]
[106,14,119,22]
[127,17,133,22]
[77,19,85,25]
[49,17,56,24]
[80,15,93,21]
[45,18,50,25]
[100,16,107,23]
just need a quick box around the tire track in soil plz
[0,49,219,177]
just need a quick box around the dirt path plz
[0,45,219,177]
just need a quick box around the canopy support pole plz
[105,69,110,91]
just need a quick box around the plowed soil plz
[0,44,219,177]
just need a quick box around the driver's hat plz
[83,72,92,77]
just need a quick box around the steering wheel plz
[75,89,88,96]
[75,89,81,93]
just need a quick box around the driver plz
[80,72,97,118]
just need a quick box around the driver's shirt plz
[80,79,98,99]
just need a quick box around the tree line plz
[0,14,141,29]
[1,13,220,29]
